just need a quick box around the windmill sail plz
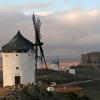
[56,58,60,69]
[32,13,47,70]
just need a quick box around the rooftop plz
[1,31,34,53]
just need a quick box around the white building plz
[1,31,35,86]
[69,68,76,75]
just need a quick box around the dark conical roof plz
[1,31,34,53]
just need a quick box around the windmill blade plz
[32,12,47,69]
[40,53,43,68]
[32,13,39,43]
[32,13,39,70]
[36,26,48,69]
[39,44,48,69]
[56,58,60,69]
[33,13,41,40]
[32,13,37,29]
[36,17,48,69]
[36,18,41,41]
[35,45,38,70]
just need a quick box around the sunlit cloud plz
[0,2,51,12]
[88,9,99,17]
[35,11,54,16]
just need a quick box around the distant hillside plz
[76,65,100,78]
[75,65,100,100]
[46,55,80,63]
[75,80,100,100]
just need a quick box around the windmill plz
[52,58,60,70]
[32,13,47,70]
[56,58,60,69]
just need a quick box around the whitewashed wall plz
[2,53,35,86]
[69,69,76,75]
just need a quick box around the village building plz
[69,66,76,75]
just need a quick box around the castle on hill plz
[81,52,100,67]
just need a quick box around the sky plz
[0,0,100,59]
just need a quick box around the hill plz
[76,65,100,79]
[74,79,100,100]
[74,65,100,100]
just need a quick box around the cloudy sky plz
[0,0,100,58]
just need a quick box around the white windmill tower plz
[1,31,35,86]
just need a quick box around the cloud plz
[0,9,100,57]
[40,9,100,55]
[0,2,51,12]
[35,11,54,16]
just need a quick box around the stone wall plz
[81,52,100,67]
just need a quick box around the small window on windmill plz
[16,67,19,70]
[28,49,32,53]
[16,54,18,56]
[5,54,8,57]
[28,53,30,56]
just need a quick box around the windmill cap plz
[1,30,34,53]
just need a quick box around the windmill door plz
[15,76,21,85]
